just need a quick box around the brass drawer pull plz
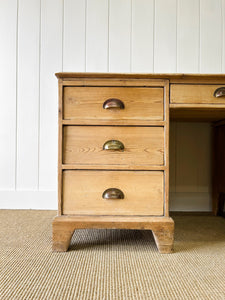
[213,87,225,98]
[103,140,124,151]
[102,188,124,200]
[103,98,125,109]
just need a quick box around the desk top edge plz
[55,72,225,80]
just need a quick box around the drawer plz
[171,84,225,104]
[63,126,164,168]
[63,87,164,124]
[62,170,164,216]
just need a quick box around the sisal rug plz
[0,210,225,300]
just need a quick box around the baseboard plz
[169,192,211,212]
[170,211,214,216]
[0,191,57,209]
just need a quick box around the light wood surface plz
[61,79,168,87]
[55,73,225,85]
[62,170,164,216]
[171,84,225,104]
[58,79,63,215]
[52,215,174,253]
[62,119,166,126]
[54,72,225,252]
[164,81,170,216]
[63,126,164,168]
[63,86,164,123]
[53,74,172,253]
[56,72,225,80]
[61,164,166,171]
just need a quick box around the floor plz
[1,210,225,300]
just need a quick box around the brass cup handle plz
[103,140,124,151]
[213,87,225,98]
[102,188,124,200]
[103,98,125,109]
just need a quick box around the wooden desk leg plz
[52,216,174,253]
[52,218,75,252]
[152,227,174,254]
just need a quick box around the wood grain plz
[62,164,166,171]
[58,79,63,215]
[56,72,225,80]
[164,81,170,216]
[62,79,169,87]
[63,126,164,168]
[63,86,164,123]
[52,215,174,253]
[54,74,174,253]
[62,119,166,126]
[171,84,225,104]
[62,170,164,216]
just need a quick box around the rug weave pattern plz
[1,210,225,300]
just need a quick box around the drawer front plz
[62,170,164,216]
[63,126,164,168]
[63,87,164,123]
[171,84,225,104]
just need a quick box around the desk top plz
[55,72,225,83]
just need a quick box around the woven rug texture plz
[0,210,225,300]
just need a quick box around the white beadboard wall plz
[0,0,224,210]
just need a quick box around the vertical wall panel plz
[109,0,131,72]
[17,0,40,190]
[0,0,17,190]
[39,0,63,190]
[154,0,177,72]
[63,0,86,71]
[132,0,154,72]
[177,0,200,73]
[86,0,108,72]
[200,0,222,73]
